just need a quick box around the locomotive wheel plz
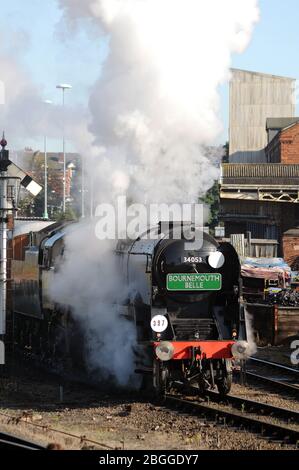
[153,360,168,402]
[198,374,211,396]
[216,372,232,396]
[215,359,233,396]
[216,359,233,396]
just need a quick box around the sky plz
[0,0,299,151]
[1,0,105,106]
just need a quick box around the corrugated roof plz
[266,117,299,130]
[12,220,56,237]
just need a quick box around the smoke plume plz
[52,0,260,385]
[245,310,258,356]
[59,0,259,204]
[50,223,137,385]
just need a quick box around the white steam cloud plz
[245,310,258,356]
[51,224,137,385]
[59,0,259,204]
[51,0,260,386]
[0,32,45,142]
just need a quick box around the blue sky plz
[1,0,105,106]
[1,0,299,149]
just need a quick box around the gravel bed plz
[232,382,299,412]
[0,368,296,450]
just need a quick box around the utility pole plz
[43,100,52,220]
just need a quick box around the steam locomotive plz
[9,220,248,397]
[117,222,248,397]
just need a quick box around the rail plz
[166,395,299,445]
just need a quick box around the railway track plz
[250,357,299,374]
[165,394,299,446]
[205,390,299,423]
[0,430,45,450]
[244,357,299,397]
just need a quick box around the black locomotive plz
[9,220,248,397]
[117,222,248,396]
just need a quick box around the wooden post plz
[273,304,279,345]
[246,231,252,257]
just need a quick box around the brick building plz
[282,228,299,268]
[26,152,80,199]
[221,118,299,260]
[16,150,81,217]
[266,119,299,163]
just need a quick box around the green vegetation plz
[55,206,78,222]
[200,181,220,232]
[222,141,229,163]
[199,142,228,232]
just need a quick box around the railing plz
[221,164,299,186]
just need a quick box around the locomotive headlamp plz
[231,340,250,360]
[208,251,225,269]
[155,342,174,361]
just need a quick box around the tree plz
[200,181,220,232]
[222,141,229,163]
[56,206,78,222]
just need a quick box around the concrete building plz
[229,69,296,163]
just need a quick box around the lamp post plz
[56,83,72,213]
[43,100,52,219]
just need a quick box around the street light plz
[43,100,52,219]
[56,83,72,213]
